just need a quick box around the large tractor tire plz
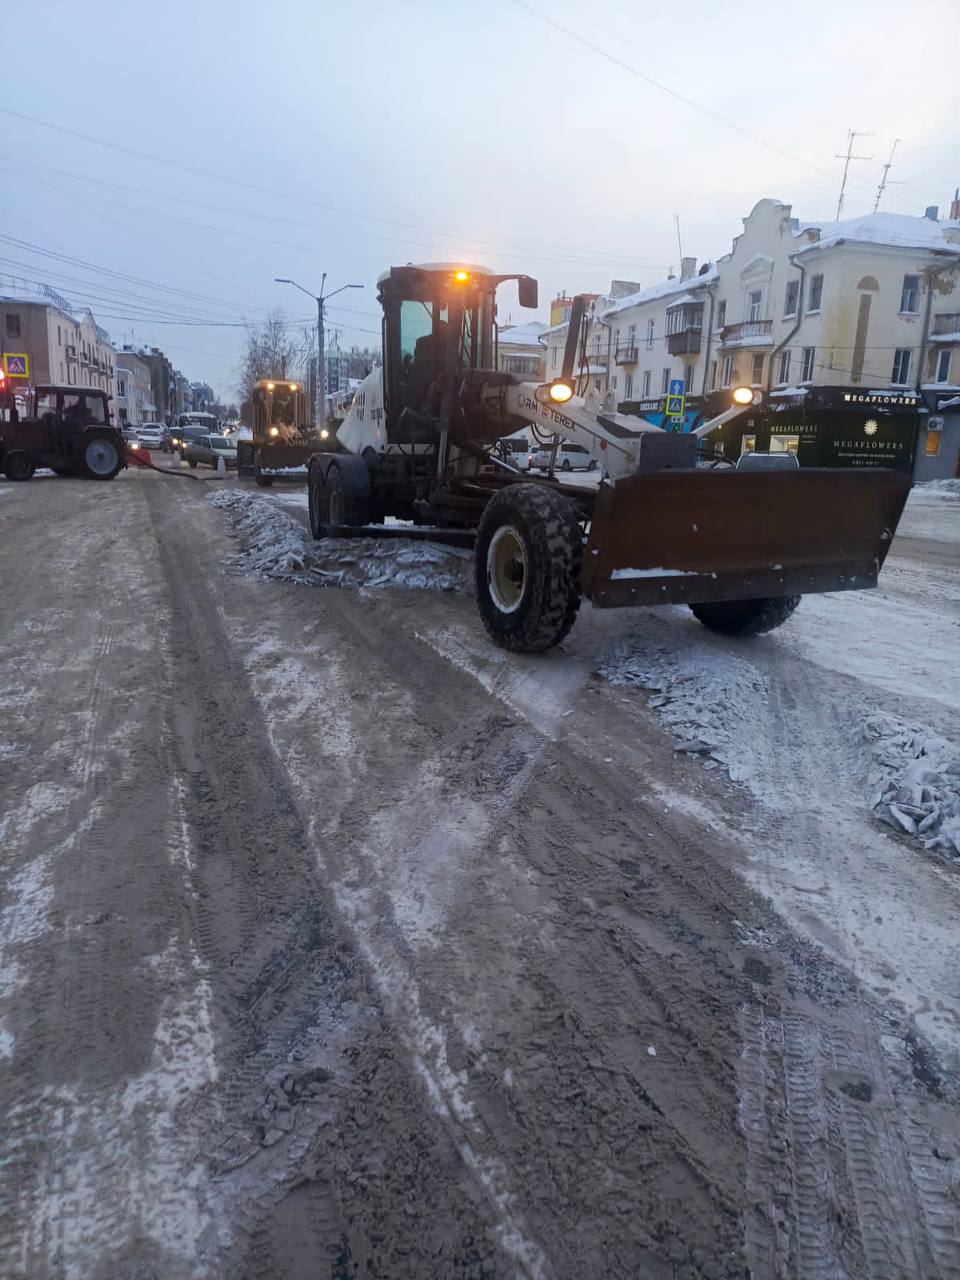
[322,458,371,531]
[3,451,36,481]
[78,431,123,481]
[475,482,583,653]
[689,596,801,636]
[307,459,325,539]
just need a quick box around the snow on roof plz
[795,212,960,256]
[498,320,549,347]
[601,266,717,319]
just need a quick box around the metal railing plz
[720,320,773,344]
[614,344,638,364]
[932,313,960,336]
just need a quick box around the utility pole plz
[835,130,874,221]
[873,138,903,213]
[274,275,363,429]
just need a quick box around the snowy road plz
[1,470,958,1277]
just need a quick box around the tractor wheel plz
[3,451,36,481]
[689,596,801,636]
[79,432,122,480]
[475,482,583,653]
[308,460,325,539]
[323,460,370,528]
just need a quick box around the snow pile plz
[210,489,470,592]
[599,636,769,788]
[917,478,960,498]
[861,713,960,859]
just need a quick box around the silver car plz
[183,433,238,470]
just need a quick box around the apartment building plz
[116,350,156,426]
[1,295,117,405]
[497,319,548,381]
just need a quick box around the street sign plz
[3,353,30,378]
[669,378,685,397]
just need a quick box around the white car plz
[530,442,597,472]
[135,424,164,449]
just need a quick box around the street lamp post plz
[274,276,362,430]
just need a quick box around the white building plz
[1,292,117,408]
[497,319,548,381]
[116,349,156,426]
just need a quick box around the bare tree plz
[238,311,304,405]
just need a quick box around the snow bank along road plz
[0,470,958,1279]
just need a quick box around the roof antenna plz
[834,129,874,221]
[675,213,684,262]
[873,138,903,213]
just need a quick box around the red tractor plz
[0,385,125,482]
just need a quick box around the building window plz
[721,356,733,387]
[57,325,62,345]
[59,362,64,381]
[118,377,126,397]
[891,348,912,384]
[5,314,21,338]
[611,374,618,392]
[807,274,823,313]
[935,348,952,383]
[646,318,655,350]
[900,275,920,314]
[685,364,695,391]
[625,373,633,398]
[748,290,763,323]
[628,323,636,344]
[710,360,718,390]
[925,430,942,458]
[750,354,764,385]
[801,346,815,382]
[783,280,800,318]
[594,379,601,393]
[642,369,651,397]
[716,300,726,330]
[777,349,791,384]
[661,367,671,393]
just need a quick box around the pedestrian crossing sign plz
[2,353,30,378]
[665,393,685,417]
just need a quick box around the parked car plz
[530,441,597,472]
[170,426,209,453]
[121,426,140,446]
[135,423,164,450]
[183,433,238,470]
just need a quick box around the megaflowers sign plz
[769,411,917,473]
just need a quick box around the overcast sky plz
[3,0,958,400]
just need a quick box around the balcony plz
[614,344,638,365]
[667,328,702,356]
[720,320,773,347]
[932,313,960,341]
[64,344,77,360]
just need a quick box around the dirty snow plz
[210,489,471,592]
[601,628,960,860]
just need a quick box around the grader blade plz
[580,468,911,609]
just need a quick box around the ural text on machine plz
[305,264,910,652]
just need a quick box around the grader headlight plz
[269,426,280,437]
[732,385,755,406]
[452,269,471,284]
[548,379,574,404]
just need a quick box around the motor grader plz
[305,264,910,652]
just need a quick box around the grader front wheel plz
[475,483,583,653]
